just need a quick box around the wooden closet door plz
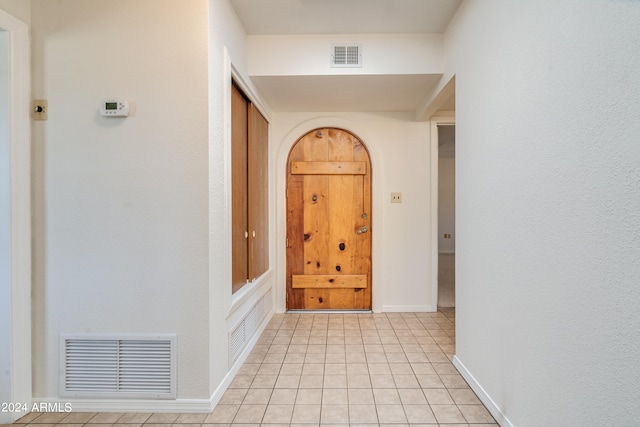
[248,104,269,280]
[231,84,249,293]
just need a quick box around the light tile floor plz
[10,309,497,427]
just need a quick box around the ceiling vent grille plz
[60,334,176,399]
[331,44,362,68]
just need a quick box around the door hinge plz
[286,187,289,199]
[286,238,288,248]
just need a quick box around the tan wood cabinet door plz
[286,128,372,310]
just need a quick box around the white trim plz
[210,309,272,408]
[230,63,271,123]
[429,113,455,313]
[228,269,273,318]
[382,305,436,313]
[0,8,31,424]
[453,356,514,427]
[221,47,233,317]
[416,75,456,121]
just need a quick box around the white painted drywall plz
[30,0,210,400]
[444,1,640,425]
[0,0,29,25]
[248,33,443,76]
[0,28,10,413]
[272,112,433,312]
[207,0,275,399]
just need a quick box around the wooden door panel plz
[328,174,356,273]
[248,103,269,280]
[287,128,371,310]
[302,288,364,309]
[231,85,248,293]
[304,289,326,309]
[354,140,372,306]
[329,129,354,161]
[303,130,329,160]
[292,274,367,288]
[303,174,329,274]
[286,179,305,308]
[291,161,366,175]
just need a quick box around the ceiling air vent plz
[331,44,362,68]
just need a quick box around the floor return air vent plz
[60,334,176,399]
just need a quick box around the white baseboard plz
[452,356,514,427]
[382,304,437,312]
[208,308,274,407]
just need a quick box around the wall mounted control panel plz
[100,100,129,117]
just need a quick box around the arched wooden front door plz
[286,128,372,310]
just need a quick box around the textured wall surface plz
[0,0,29,24]
[30,0,210,399]
[0,28,10,410]
[446,0,640,425]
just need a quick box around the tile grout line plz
[13,309,497,426]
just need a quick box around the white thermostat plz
[100,100,129,117]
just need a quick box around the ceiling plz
[230,0,461,113]
[230,0,462,35]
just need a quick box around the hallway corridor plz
[11,310,497,426]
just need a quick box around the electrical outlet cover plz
[33,99,48,120]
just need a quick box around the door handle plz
[357,226,368,234]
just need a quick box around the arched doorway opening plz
[285,128,372,310]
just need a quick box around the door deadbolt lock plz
[357,226,368,234]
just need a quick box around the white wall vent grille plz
[229,289,272,365]
[60,334,176,399]
[331,44,362,67]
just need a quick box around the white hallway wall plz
[27,0,276,407]
[444,0,640,425]
[30,0,211,401]
[0,27,10,410]
[248,33,443,76]
[0,0,29,24]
